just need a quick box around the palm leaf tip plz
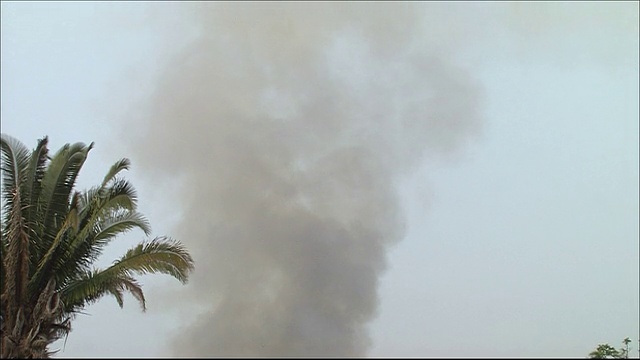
[143,237,195,284]
[114,236,195,285]
[120,276,146,312]
[101,158,131,188]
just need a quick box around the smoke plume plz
[124,3,483,357]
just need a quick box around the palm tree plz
[0,134,195,358]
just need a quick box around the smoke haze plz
[124,2,489,357]
[117,2,639,357]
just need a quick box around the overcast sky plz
[1,1,638,358]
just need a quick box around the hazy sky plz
[1,1,638,358]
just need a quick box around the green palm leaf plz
[109,236,195,284]
[0,134,33,316]
[101,158,131,188]
[60,270,147,312]
[0,134,31,201]
[23,137,50,266]
[33,142,93,271]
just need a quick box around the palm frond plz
[23,137,49,221]
[77,178,137,219]
[94,210,151,242]
[67,210,152,274]
[35,142,93,247]
[2,188,30,320]
[57,177,148,284]
[0,134,31,201]
[100,158,131,188]
[58,269,119,312]
[23,137,50,266]
[72,179,143,255]
[60,270,148,313]
[77,186,100,212]
[107,286,125,308]
[32,143,92,286]
[99,178,138,212]
[0,135,32,313]
[59,237,194,309]
[28,194,81,293]
[119,276,146,311]
[0,135,31,234]
[109,237,195,284]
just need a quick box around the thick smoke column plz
[126,3,482,357]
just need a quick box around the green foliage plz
[0,134,195,358]
[589,344,623,359]
[588,337,635,359]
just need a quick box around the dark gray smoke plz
[124,3,483,357]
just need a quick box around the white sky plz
[1,1,638,358]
